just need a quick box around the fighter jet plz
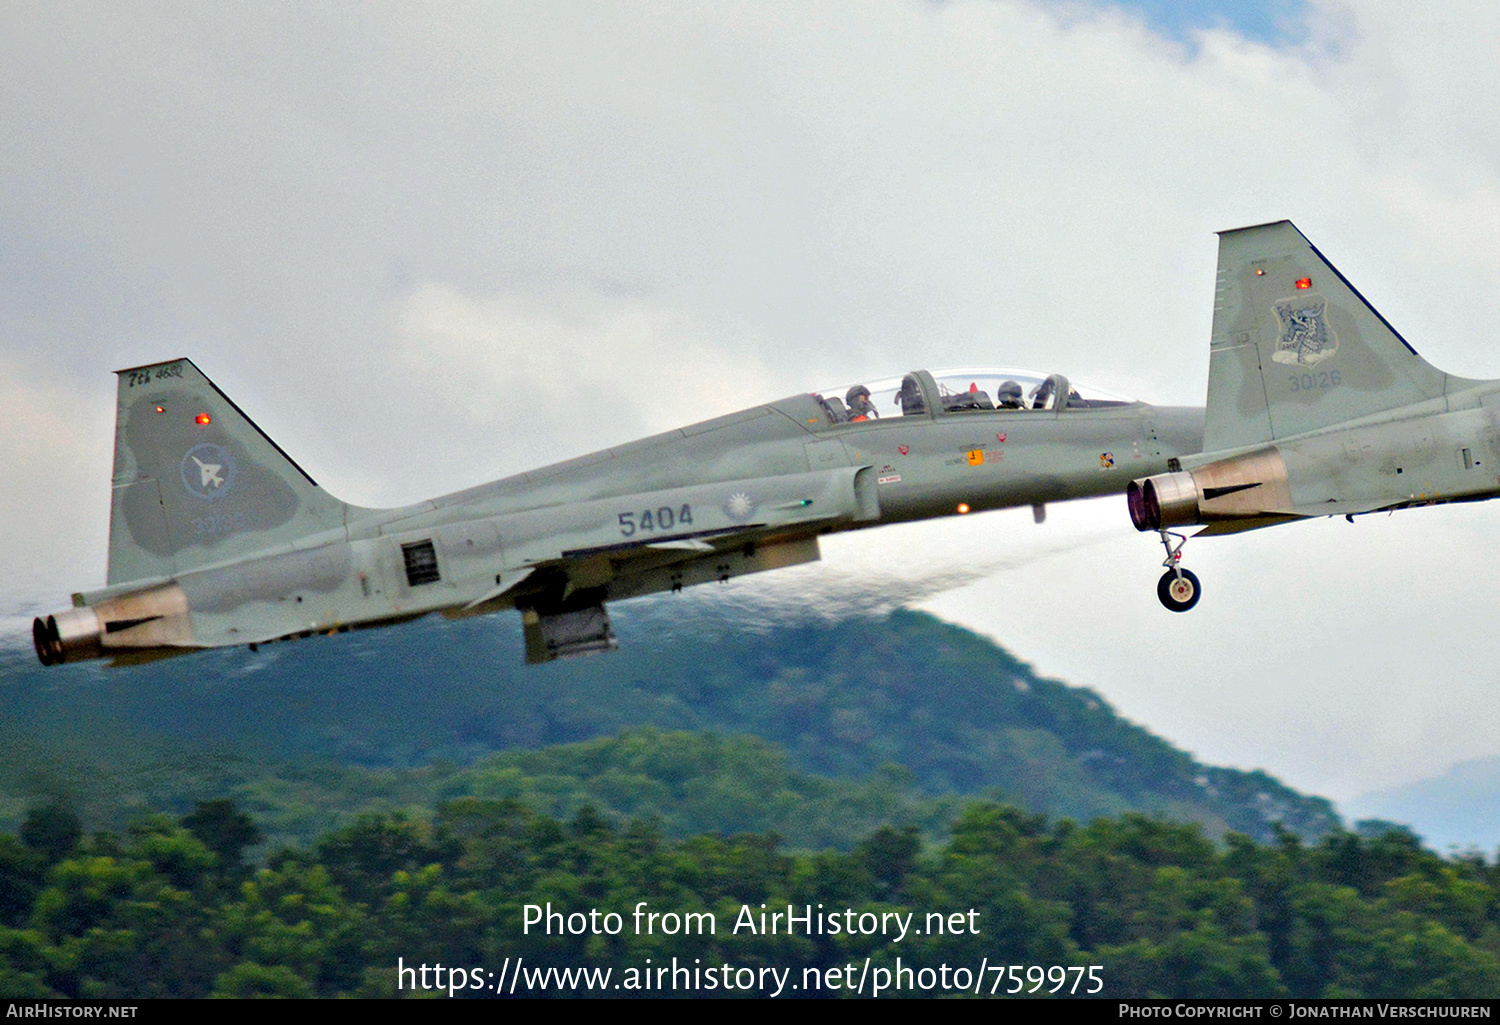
[34,360,1203,667]
[1128,220,1500,611]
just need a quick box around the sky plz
[4,1,1500,831]
[1114,0,1309,45]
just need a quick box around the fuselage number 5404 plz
[619,504,694,537]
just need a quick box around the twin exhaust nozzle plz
[31,584,192,667]
[1128,450,1287,533]
[32,607,103,666]
[1127,472,1202,532]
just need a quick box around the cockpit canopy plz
[813,368,1132,424]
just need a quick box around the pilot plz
[997,380,1024,409]
[846,385,878,421]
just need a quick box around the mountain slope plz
[0,604,1337,842]
[1347,756,1500,854]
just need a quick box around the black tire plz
[1157,569,1201,612]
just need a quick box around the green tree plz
[20,804,82,865]
[211,961,315,998]
[182,799,263,871]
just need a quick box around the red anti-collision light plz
[1295,278,1312,289]
[195,413,212,425]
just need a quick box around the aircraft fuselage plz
[36,362,1203,666]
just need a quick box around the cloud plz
[920,496,1500,801]
[0,360,112,615]
[5,1,1500,811]
[388,284,782,475]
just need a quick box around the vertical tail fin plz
[108,358,352,585]
[1204,221,1450,452]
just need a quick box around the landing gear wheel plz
[1157,569,1201,612]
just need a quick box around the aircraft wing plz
[458,465,881,613]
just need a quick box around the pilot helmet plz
[998,380,1022,404]
[846,385,871,403]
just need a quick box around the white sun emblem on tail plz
[723,491,757,523]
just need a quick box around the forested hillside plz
[0,606,1336,845]
[1,798,1496,998]
[2,605,1493,998]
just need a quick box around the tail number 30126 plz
[1288,370,1341,392]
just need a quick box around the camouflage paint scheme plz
[36,360,1203,666]
[1129,220,1500,610]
